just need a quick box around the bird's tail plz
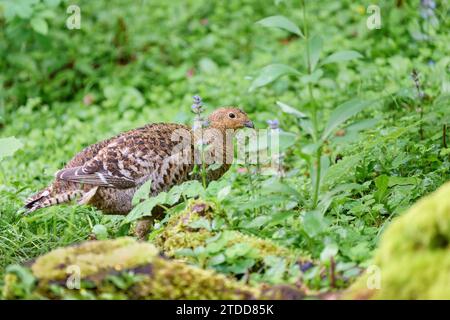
[23,186,83,214]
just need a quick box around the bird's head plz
[207,107,254,131]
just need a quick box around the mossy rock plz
[2,237,305,300]
[345,182,450,299]
[153,201,313,284]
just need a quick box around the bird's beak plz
[244,120,254,128]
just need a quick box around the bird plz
[24,107,254,238]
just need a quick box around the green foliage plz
[125,180,205,223]
[249,4,376,212]
[0,0,449,297]
[0,137,23,160]
[256,15,304,38]
[347,181,450,299]
[249,64,301,92]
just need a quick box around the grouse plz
[24,107,254,237]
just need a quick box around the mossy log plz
[345,182,450,299]
[153,200,313,284]
[2,237,305,300]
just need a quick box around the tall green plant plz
[251,1,373,210]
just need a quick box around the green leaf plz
[206,163,222,172]
[264,256,287,282]
[299,119,316,139]
[188,217,211,231]
[302,211,328,237]
[166,184,184,205]
[226,258,256,274]
[12,1,35,19]
[0,137,23,160]
[125,180,205,223]
[235,195,287,211]
[181,180,205,198]
[301,68,323,84]
[323,155,362,186]
[301,142,321,155]
[174,248,195,257]
[205,232,230,253]
[320,243,339,262]
[132,179,152,206]
[30,17,48,35]
[106,274,129,290]
[308,35,323,71]
[206,179,229,197]
[322,99,374,140]
[208,253,226,266]
[388,176,418,187]
[124,192,167,223]
[276,101,308,118]
[199,57,218,74]
[320,50,363,66]
[225,243,253,258]
[267,211,296,226]
[256,15,303,37]
[348,242,371,262]
[261,179,301,198]
[244,215,271,229]
[44,0,61,6]
[92,224,108,240]
[278,131,298,151]
[249,64,301,92]
[5,264,36,294]
[217,185,231,201]
[374,175,389,203]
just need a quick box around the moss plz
[2,274,20,300]
[137,257,260,299]
[153,201,216,254]
[32,237,158,281]
[3,238,305,300]
[154,200,311,280]
[346,182,450,299]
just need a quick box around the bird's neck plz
[193,127,235,167]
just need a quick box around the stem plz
[200,137,207,188]
[329,257,336,288]
[302,0,322,209]
[313,147,322,208]
[443,124,448,149]
[201,156,207,188]
[420,106,424,140]
[302,0,311,74]
[245,159,258,215]
[195,115,207,189]
[157,204,171,211]
[0,163,5,186]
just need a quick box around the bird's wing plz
[56,123,191,189]
[56,165,136,189]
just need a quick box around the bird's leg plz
[134,206,165,240]
[134,217,154,241]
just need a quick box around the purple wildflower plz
[420,0,436,19]
[299,261,314,272]
[411,69,424,99]
[266,119,280,130]
[191,95,204,114]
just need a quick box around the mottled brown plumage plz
[24,108,253,227]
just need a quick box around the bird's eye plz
[228,113,236,119]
